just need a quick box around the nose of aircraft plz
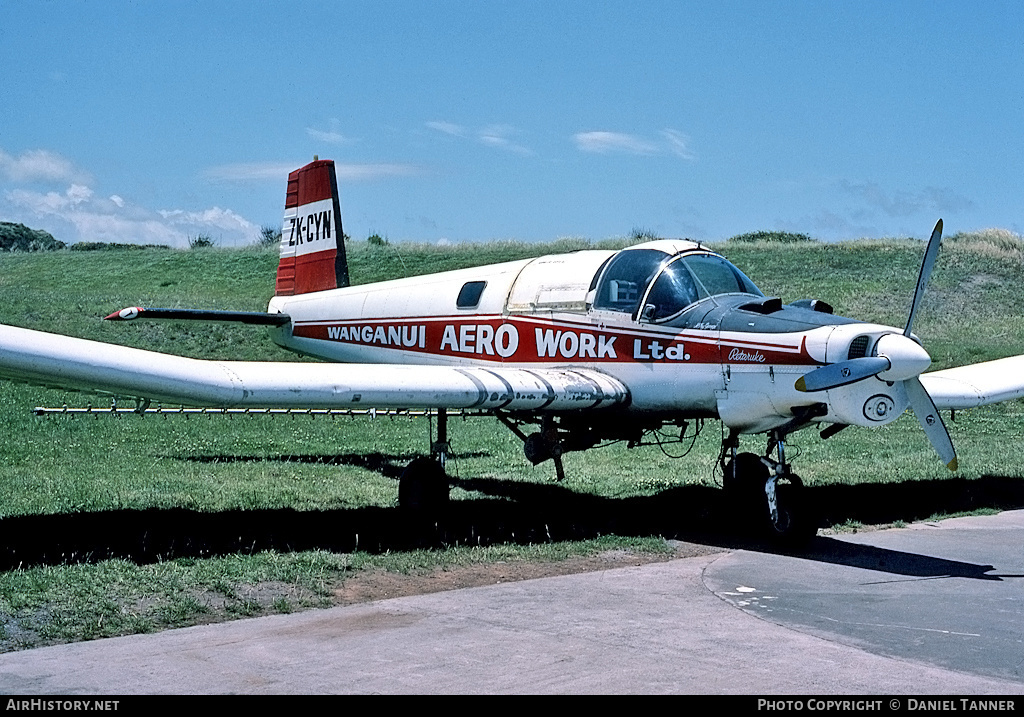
[874,333,932,381]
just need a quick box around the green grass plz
[0,231,1023,650]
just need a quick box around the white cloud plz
[0,147,90,184]
[6,185,93,214]
[477,125,533,155]
[159,206,258,234]
[65,183,93,204]
[574,131,658,155]
[5,183,261,248]
[573,129,696,161]
[306,119,357,146]
[6,186,189,246]
[306,128,353,145]
[333,163,425,181]
[66,212,188,247]
[2,151,423,248]
[426,121,467,137]
[203,162,303,181]
[661,129,695,160]
[427,121,533,155]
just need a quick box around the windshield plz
[643,253,763,321]
[683,254,762,297]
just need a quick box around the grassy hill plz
[0,233,1022,649]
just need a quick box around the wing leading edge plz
[0,324,628,411]
[920,355,1024,410]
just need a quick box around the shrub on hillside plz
[728,230,815,244]
[70,242,171,251]
[258,226,282,246]
[0,222,65,251]
[947,228,1024,262]
[629,227,660,242]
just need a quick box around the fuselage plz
[267,240,917,433]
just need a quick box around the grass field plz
[0,231,1023,650]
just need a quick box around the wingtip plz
[947,457,958,472]
[104,307,142,321]
[794,377,807,392]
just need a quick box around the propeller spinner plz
[794,220,957,470]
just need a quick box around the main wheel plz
[765,474,817,548]
[398,457,450,511]
[723,452,771,534]
[723,454,816,546]
[723,452,769,494]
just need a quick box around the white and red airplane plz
[2,159,1023,542]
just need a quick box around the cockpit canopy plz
[593,246,763,321]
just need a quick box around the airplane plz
[2,158,1024,545]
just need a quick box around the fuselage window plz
[592,249,667,315]
[457,281,487,309]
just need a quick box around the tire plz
[724,455,816,547]
[398,457,450,511]
[723,452,771,534]
[766,475,817,548]
[723,452,769,494]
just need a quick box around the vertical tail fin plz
[275,159,350,296]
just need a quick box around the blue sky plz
[1,1,1022,247]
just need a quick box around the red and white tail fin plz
[275,159,350,295]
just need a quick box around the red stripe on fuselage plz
[290,316,817,366]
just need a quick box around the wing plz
[0,324,628,411]
[920,355,1024,410]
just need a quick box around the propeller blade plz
[905,219,943,338]
[794,356,891,393]
[904,376,958,471]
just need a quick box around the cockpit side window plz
[592,249,667,315]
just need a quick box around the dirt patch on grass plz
[0,540,723,653]
[332,540,721,604]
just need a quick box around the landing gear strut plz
[722,428,816,545]
[398,408,451,511]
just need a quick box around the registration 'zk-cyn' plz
[3,159,1023,543]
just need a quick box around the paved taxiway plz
[1,511,1022,694]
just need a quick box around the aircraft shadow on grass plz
[0,460,1021,581]
[175,451,491,479]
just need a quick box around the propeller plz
[794,356,890,393]
[794,219,957,470]
[905,375,957,471]
[905,219,943,339]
